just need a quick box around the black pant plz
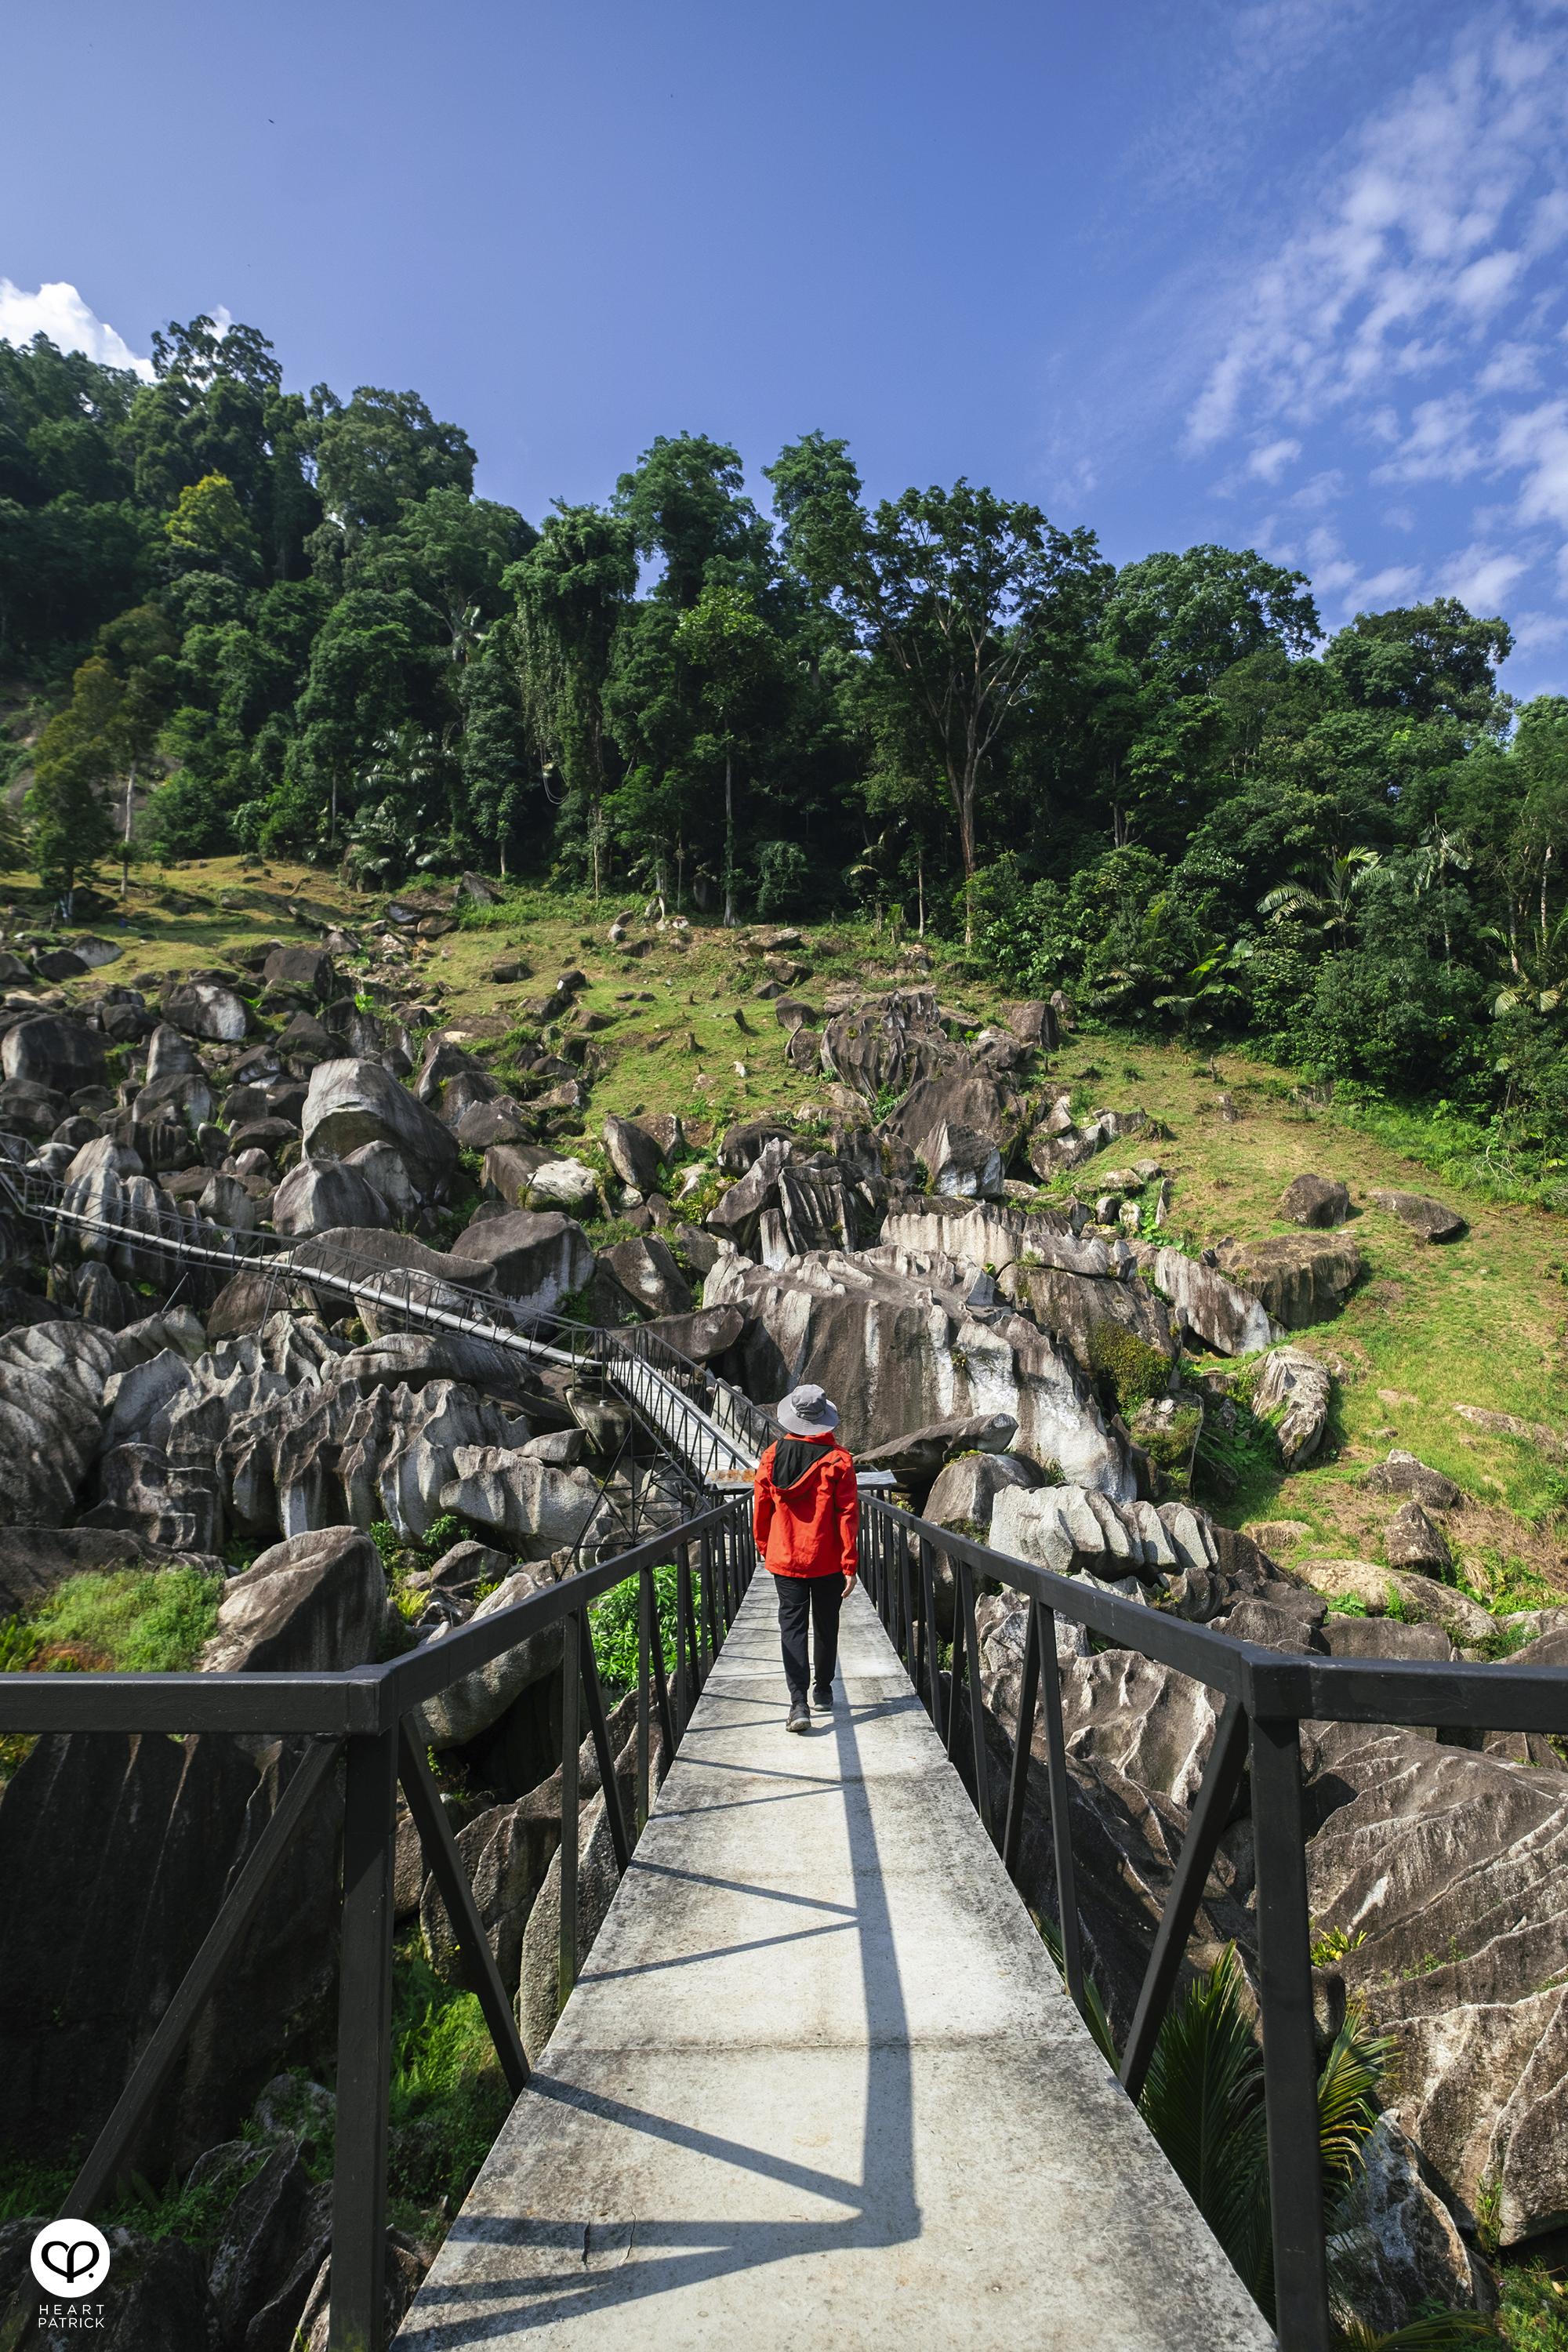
[775,1573,844,1700]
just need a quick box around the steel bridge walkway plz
[0,1145,1271,2343]
[396,1571,1272,2352]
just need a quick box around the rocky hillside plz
[0,855,1564,2343]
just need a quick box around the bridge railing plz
[0,1493,757,2352]
[855,1492,1568,2352]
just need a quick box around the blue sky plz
[4,0,1566,699]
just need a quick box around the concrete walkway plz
[398,1576,1273,2350]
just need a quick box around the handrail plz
[855,1493,1568,2352]
[0,1490,757,2352]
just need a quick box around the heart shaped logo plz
[31,2219,110,2298]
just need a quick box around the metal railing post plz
[1120,1700,1251,2103]
[1038,1604,1085,2018]
[329,1726,399,2352]
[919,1535,943,1743]
[637,1566,652,1836]
[1252,1715,1330,2352]
[956,1558,995,1846]
[674,1542,691,1732]
[559,1611,580,2016]
[1001,1598,1040,1882]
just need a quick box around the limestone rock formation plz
[1279,1173,1350,1227]
[1252,1345,1334,1466]
[1142,1247,1274,1356]
[301,1058,458,1196]
[437,1447,617,1555]
[164,980,252,1043]
[450,1209,594,1316]
[1373,1189,1466,1242]
[705,1242,1131,1494]
[408,1570,564,1748]
[1385,1499,1452,1572]
[1214,1232,1360,1329]
[271,1157,392,1236]
[201,1527,386,1674]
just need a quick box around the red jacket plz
[753,1437,859,1579]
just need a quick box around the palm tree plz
[1414,825,1472,963]
[1259,846,1381,936]
[1037,1929,1490,2348]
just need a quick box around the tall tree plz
[673,583,779,924]
[311,387,476,540]
[508,505,638,899]
[28,655,123,914]
[771,448,1107,913]
[615,434,772,608]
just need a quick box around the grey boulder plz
[1373,1189,1466,1242]
[164,980,252,1043]
[302,1058,459,1196]
[1144,1247,1273,1356]
[1,1015,107,1093]
[1214,1232,1360,1329]
[437,1449,616,1554]
[1252,1346,1333,1467]
[407,1570,564,1748]
[450,1210,594,1316]
[601,1233,692,1319]
[271,1157,392,1237]
[1279,1173,1350,1227]
[201,1526,386,1674]
[602,1112,663,1193]
[1385,1499,1452,1572]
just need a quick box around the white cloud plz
[1381,503,1417,530]
[0,279,154,379]
[1496,399,1568,529]
[1476,339,1544,392]
[1371,392,1484,483]
[1182,23,1568,453]
[1248,436,1301,483]
[1436,541,1530,609]
[1504,609,1568,656]
[1288,468,1345,510]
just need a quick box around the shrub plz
[1087,1319,1170,1417]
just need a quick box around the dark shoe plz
[811,1686,834,1712]
[786,1697,810,1733]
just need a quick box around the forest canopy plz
[3,314,1566,1141]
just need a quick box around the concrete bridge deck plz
[397,1575,1273,2350]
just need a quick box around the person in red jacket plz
[753,1383,859,1733]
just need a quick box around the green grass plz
[2,1568,223,1675]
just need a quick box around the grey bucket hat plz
[775,1383,840,1438]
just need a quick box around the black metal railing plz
[854,1492,1568,2352]
[0,1493,757,2352]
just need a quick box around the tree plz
[768,448,1107,918]
[95,604,176,891]
[1082,547,1320,850]
[614,434,772,609]
[163,472,260,575]
[673,583,778,924]
[28,655,122,914]
[1324,597,1513,728]
[312,387,476,540]
[509,506,638,899]
[283,591,437,854]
